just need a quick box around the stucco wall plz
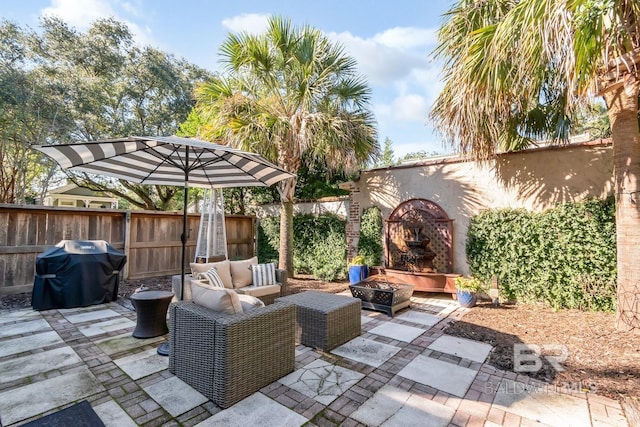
[350,141,614,275]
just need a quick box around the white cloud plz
[42,0,115,27]
[41,0,154,46]
[221,13,270,34]
[328,30,425,85]
[407,66,444,107]
[391,94,429,122]
[373,27,438,50]
[325,26,444,149]
[120,1,142,17]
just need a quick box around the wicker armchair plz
[168,301,296,408]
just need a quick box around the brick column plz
[345,182,360,262]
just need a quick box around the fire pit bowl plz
[349,279,414,317]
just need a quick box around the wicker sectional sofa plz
[168,300,296,408]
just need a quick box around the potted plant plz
[454,276,486,308]
[348,255,369,285]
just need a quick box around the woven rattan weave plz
[168,301,296,408]
[276,291,361,351]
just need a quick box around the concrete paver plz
[351,384,455,426]
[78,317,136,337]
[0,309,41,325]
[368,321,425,342]
[63,308,120,323]
[195,392,308,426]
[331,336,402,367]
[0,297,631,427]
[95,332,164,355]
[492,379,591,427]
[396,309,442,327]
[142,376,208,417]
[113,348,168,380]
[0,331,63,358]
[0,346,82,383]
[0,318,50,338]
[279,359,365,405]
[0,368,104,425]
[93,399,138,427]
[398,354,479,397]
[428,334,493,363]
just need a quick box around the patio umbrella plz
[33,135,294,299]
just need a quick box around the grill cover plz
[31,240,127,310]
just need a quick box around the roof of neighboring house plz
[46,183,116,200]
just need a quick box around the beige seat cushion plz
[235,284,280,298]
[190,260,233,289]
[229,257,258,288]
[191,280,243,315]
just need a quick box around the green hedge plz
[258,213,347,281]
[358,206,383,266]
[466,197,616,311]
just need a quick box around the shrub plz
[358,206,383,267]
[257,213,347,281]
[349,255,366,265]
[466,197,616,311]
[454,276,487,293]
[257,216,280,264]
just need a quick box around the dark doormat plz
[21,400,105,427]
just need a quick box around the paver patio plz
[0,293,630,426]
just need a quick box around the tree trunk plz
[278,177,296,275]
[604,84,640,332]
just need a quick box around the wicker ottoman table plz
[130,290,174,338]
[276,291,361,351]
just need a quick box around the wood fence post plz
[123,211,131,279]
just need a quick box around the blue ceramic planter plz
[456,289,477,308]
[349,265,369,285]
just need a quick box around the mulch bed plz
[3,275,638,406]
[444,300,640,403]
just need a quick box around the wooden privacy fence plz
[0,205,256,296]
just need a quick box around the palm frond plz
[430,0,640,158]
[194,16,377,175]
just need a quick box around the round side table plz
[129,290,174,338]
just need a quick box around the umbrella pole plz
[159,152,189,358]
[181,183,188,301]
[180,148,190,301]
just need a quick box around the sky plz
[1,0,456,158]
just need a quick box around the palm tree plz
[430,0,640,331]
[195,16,378,275]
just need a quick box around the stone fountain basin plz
[368,268,459,294]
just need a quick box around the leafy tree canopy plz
[0,17,211,209]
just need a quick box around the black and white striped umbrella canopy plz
[34,135,294,307]
[33,135,294,188]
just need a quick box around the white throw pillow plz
[251,263,277,287]
[191,281,243,315]
[237,294,265,312]
[190,260,233,288]
[229,257,258,288]
[198,268,225,289]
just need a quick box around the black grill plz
[31,240,127,310]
